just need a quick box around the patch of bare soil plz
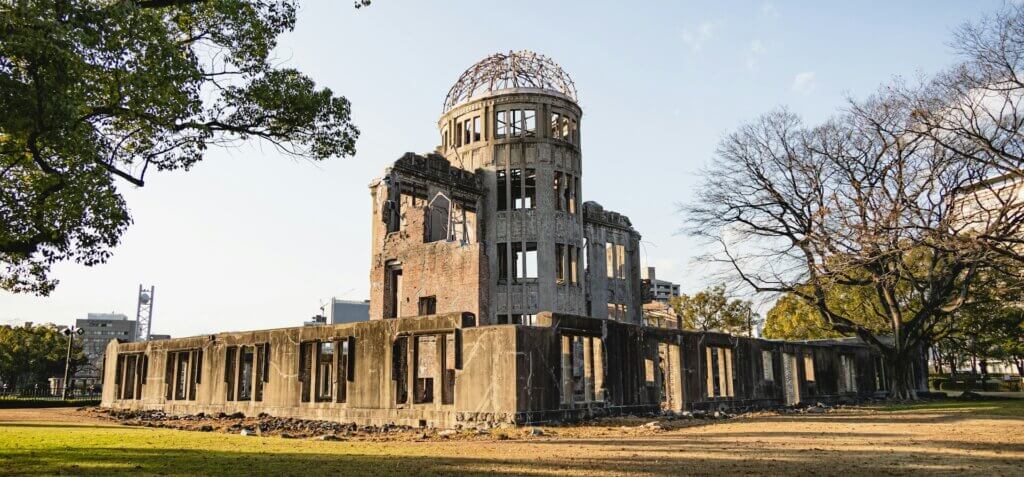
[0,406,110,425]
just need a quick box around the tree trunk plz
[888,357,919,400]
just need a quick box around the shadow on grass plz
[4,433,1023,476]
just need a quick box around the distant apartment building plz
[641,267,681,303]
[75,313,137,386]
[304,298,370,326]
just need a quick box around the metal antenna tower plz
[135,284,155,341]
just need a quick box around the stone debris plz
[529,427,545,436]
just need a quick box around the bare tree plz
[913,4,1024,179]
[688,91,1024,398]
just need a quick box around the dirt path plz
[0,407,110,425]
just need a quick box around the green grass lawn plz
[0,421,458,476]
[867,397,1024,417]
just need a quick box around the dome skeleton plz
[443,50,578,113]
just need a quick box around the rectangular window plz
[615,244,626,279]
[563,175,574,213]
[414,335,437,404]
[237,345,254,401]
[225,346,237,401]
[463,118,471,146]
[498,242,509,283]
[521,169,536,209]
[255,343,269,402]
[510,168,522,209]
[384,264,403,319]
[511,110,523,136]
[570,245,579,285]
[706,346,735,398]
[804,354,816,382]
[117,353,146,400]
[472,116,481,142]
[316,341,333,402]
[497,169,508,211]
[442,334,456,405]
[556,243,566,284]
[175,351,189,400]
[418,296,437,315]
[524,109,536,135]
[495,110,507,138]
[393,337,409,404]
[553,171,564,211]
[298,341,313,403]
[336,338,352,404]
[606,243,614,278]
[762,350,774,382]
[513,242,538,280]
[551,112,563,139]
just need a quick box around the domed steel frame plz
[443,50,578,113]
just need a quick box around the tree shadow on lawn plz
[5,436,1023,476]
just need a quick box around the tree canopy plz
[1,0,359,294]
[670,284,761,335]
[0,324,86,389]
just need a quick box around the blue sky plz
[0,0,1010,336]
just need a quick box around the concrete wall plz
[102,312,914,428]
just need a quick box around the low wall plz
[101,312,911,428]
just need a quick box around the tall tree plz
[688,97,1022,398]
[670,284,761,335]
[1,0,360,295]
[0,324,86,390]
[688,7,1024,399]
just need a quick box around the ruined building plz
[101,51,927,427]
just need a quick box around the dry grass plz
[0,401,1022,476]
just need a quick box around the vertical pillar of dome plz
[439,53,584,325]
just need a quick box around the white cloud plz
[761,2,780,19]
[681,21,716,52]
[791,71,816,94]
[746,39,766,70]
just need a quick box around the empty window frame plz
[336,337,354,404]
[555,244,580,286]
[393,336,409,405]
[874,356,888,391]
[515,242,537,280]
[556,244,566,284]
[414,335,437,404]
[115,353,147,400]
[497,170,508,210]
[472,116,481,142]
[384,263,403,319]
[298,341,313,403]
[705,346,735,398]
[164,349,201,401]
[615,244,626,279]
[498,243,509,283]
[418,296,437,315]
[442,334,457,405]
[495,109,536,138]
[605,243,615,278]
[254,343,270,402]
[509,169,536,209]
[424,193,451,243]
[315,341,334,402]
[839,354,857,393]
[564,174,576,214]
[554,171,564,211]
[804,354,816,382]
[225,345,255,402]
[762,350,775,382]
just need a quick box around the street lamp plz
[61,326,85,400]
